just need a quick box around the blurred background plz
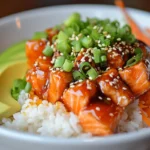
[0,0,150,18]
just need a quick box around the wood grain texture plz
[0,0,150,18]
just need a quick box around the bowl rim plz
[0,4,150,145]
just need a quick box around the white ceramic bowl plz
[0,5,150,150]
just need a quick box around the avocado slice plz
[0,40,26,62]
[0,62,28,120]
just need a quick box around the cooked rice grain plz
[2,91,90,138]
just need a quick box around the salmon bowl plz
[0,3,150,150]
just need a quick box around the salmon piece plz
[139,89,150,126]
[119,61,150,96]
[107,50,125,68]
[97,69,134,107]
[26,68,48,99]
[79,101,123,136]
[48,70,73,103]
[74,49,95,69]
[63,80,97,114]
[26,40,46,67]
[107,42,131,68]
[35,56,52,72]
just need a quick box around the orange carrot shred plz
[115,0,150,46]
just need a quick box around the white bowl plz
[0,5,150,150]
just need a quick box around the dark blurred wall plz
[0,0,150,18]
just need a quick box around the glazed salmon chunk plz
[119,61,150,96]
[97,69,134,107]
[63,80,97,114]
[79,101,123,136]
[48,70,73,103]
[26,40,46,67]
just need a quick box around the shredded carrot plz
[115,0,150,46]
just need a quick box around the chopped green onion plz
[101,55,107,62]
[57,31,68,41]
[79,62,92,75]
[11,79,26,100]
[56,41,71,53]
[81,36,93,48]
[32,32,48,40]
[91,29,100,40]
[72,41,82,52]
[54,56,65,68]
[25,82,32,93]
[64,13,81,27]
[93,48,101,63]
[42,45,53,57]
[86,68,98,80]
[73,71,86,80]
[62,59,74,72]
[135,48,142,55]
[126,54,142,67]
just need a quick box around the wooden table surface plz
[0,0,150,18]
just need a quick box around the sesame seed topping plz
[98,96,103,100]
[122,87,127,90]
[107,98,111,101]
[43,56,47,60]
[109,113,114,117]
[96,107,101,111]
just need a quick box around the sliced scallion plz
[100,55,107,62]
[56,41,71,53]
[93,48,101,63]
[42,45,53,57]
[64,13,81,27]
[81,36,93,48]
[73,71,86,80]
[54,56,65,68]
[79,62,92,75]
[86,68,98,80]
[126,54,142,67]
[62,59,74,72]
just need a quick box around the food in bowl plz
[0,12,150,138]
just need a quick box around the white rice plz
[2,91,90,138]
[118,100,146,132]
[2,91,147,137]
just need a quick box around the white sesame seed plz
[39,56,42,59]
[70,85,75,88]
[109,113,114,117]
[122,87,127,90]
[89,77,93,80]
[117,76,120,79]
[79,79,83,83]
[96,107,101,111]
[93,26,97,29]
[107,98,111,101]
[118,68,123,71]
[32,72,35,75]
[106,34,111,39]
[109,73,114,78]
[98,96,103,100]
[105,80,109,82]
[117,38,121,41]
[43,56,47,60]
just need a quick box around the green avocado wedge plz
[0,40,27,120]
[0,40,26,62]
[0,62,28,120]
